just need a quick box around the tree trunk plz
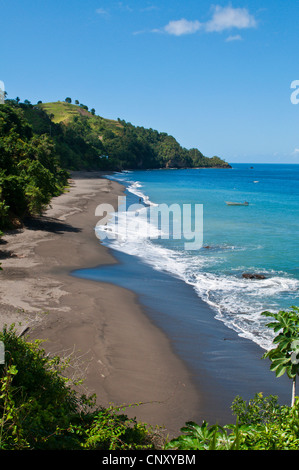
[291,376,296,407]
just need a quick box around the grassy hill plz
[0,97,230,228]
[24,100,231,171]
[39,101,122,132]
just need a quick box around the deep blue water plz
[97,163,299,351]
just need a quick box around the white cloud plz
[205,5,257,32]
[147,5,257,39]
[226,34,243,42]
[96,8,108,16]
[163,19,202,36]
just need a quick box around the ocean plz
[97,163,299,352]
[71,163,299,414]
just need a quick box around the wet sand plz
[0,172,201,438]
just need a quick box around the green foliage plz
[0,197,10,228]
[0,326,79,449]
[165,420,247,450]
[2,304,299,450]
[0,97,230,229]
[262,307,299,379]
[0,363,29,449]
[36,101,230,171]
[231,393,281,426]
[166,397,299,450]
[167,306,299,451]
[262,307,299,405]
[0,104,69,229]
[0,327,156,450]
[231,395,299,450]
[81,405,154,450]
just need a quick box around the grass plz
[39,101,82,124]
[38,101,124,138]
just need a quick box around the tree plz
[262,307,299,406]
[75,100,79,105]
[90,108,96,115]
[0,104,68,228]
[65,97,72,103]
[79,103,88,111]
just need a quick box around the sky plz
[1,0,299,163]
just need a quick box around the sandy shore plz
[0,171,201,438]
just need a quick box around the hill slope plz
[0,97,230,229]
[30,100,231,171]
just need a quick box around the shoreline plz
[0,171,202,438]
[72,171,291,422]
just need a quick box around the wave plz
[101,173,299,351]
[127,181,158,207]
[106,172,158,206]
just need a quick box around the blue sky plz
[1,0,299,163]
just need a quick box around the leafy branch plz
[262,306,299,406]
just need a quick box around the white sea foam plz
[106,173,158,206]
[100,173,299,351]
[127,181,158,207]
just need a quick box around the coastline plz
[0,171,201,438]
[72,169,292,423]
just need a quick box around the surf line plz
[95,195,204,251]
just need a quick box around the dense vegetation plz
[0,97,230,229]
[0,103,68,229]
[165,395,299,450]
[1,307,299,450]
[0,326,156,450]
[34,99,230,171]
[7,96,299,451]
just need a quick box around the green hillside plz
[0,97,230,229]
[29,100,231,171]
[39,101,122,133]
[0,103,68,229]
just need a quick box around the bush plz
[0,104,68,229]
[165,394,299,450]
[0,326,156,450]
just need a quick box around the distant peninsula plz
[0,96,230,229]
[9,97,230,171]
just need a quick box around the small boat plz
[225,201,249,206]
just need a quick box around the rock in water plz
[242,273,266,280]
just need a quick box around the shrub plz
[0,326,156,450]
[165,395,299,450]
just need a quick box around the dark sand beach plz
[72,183,291,425]
[0,171,291,440]
[0,172,201,438]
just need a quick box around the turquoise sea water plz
[100,164,299,351]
